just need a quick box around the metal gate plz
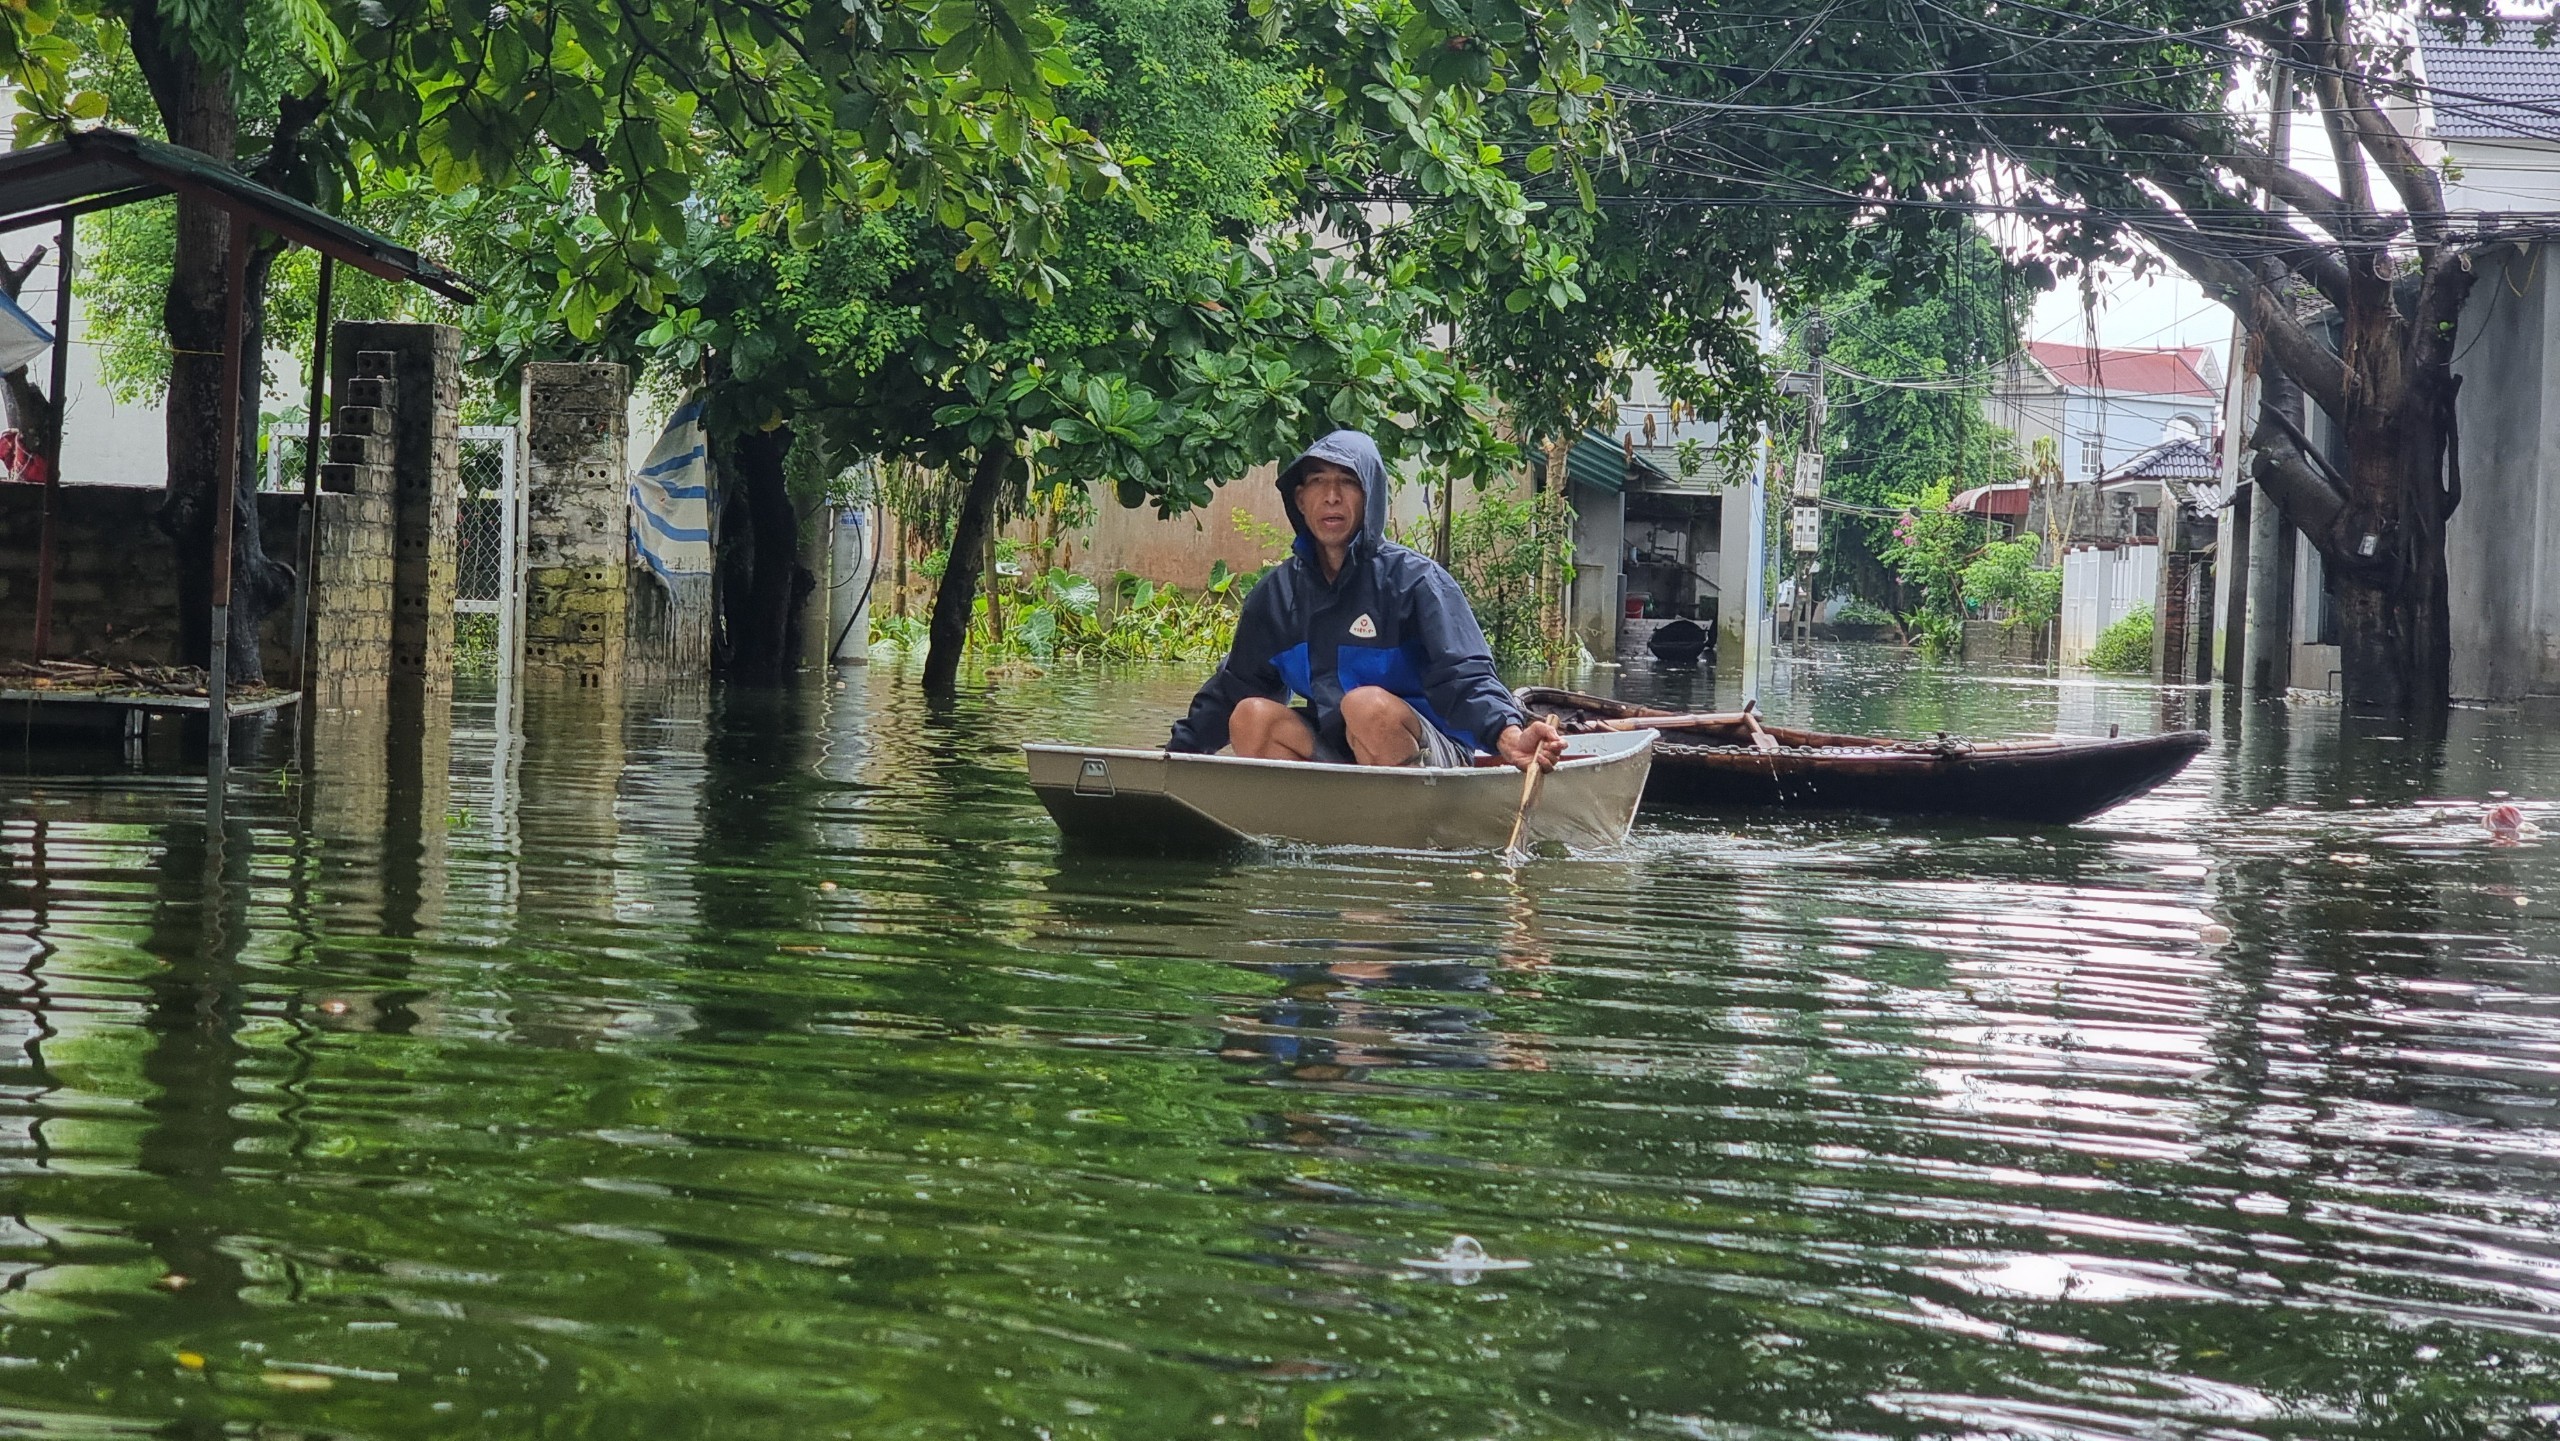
[455,425,524,676]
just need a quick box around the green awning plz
[1562,431,1674,494]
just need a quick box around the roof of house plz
[2098,434,2220,483]
[0,129,475,301]
[1563,430,1675,495]
[1951,481,2030,517]
[2419,31,2560,140]
[2023,341,2218,398]
[2098,434,2227,515]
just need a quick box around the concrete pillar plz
[312,322,460,924]
[1568,481,1623,662]
[521,362,630,687]
[2216,486,2251,687]
[332,323,462,687]
[306,349,397,706]
[828,507,874,664]
[2243,490,2296,695]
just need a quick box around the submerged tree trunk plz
[712,423,812,685]
[922,440,1012,695]
[2321,356,2458,713]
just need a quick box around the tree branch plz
[2248,431,2345,537]
[2335,67,2446,243]
[2135,165,2356,311]
[2136,113,2365,241]
[2127,211,2349,417]
[2308,3,2375,216]
[2409,245,2479,371]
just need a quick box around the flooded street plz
[3,648,2558,1438]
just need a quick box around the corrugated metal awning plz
[1563,431,1674,494]
[0,129,477,301]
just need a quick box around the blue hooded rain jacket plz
[1168,430,1526,758]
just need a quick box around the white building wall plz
[2444,233,2560,699]
[1567,479,1624,662]
[2061,390,2218,482]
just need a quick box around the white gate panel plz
[2059,544,2160,666]
[455,425,524,677]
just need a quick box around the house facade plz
[1987,342,2223,484]
[1558,366,1765,667]
[2426,33,2560,701]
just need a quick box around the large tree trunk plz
[130,8,294,682]
[712,423,812,685]
[922,441,1012,695]
[2322,352,2456,713]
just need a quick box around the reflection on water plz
[2,646,2558,1438]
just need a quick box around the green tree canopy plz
[1784,226,2022,609]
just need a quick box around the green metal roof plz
[0,129,477,301]
[1563,431,1673,495]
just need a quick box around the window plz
[2081,437,2105,477]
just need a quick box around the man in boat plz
[1168,429,1567,772]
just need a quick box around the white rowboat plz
[1022,729,1655,853]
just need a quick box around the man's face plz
[1295,461,1363,549]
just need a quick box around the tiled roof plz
[2024,341,2218,397]
[2420,32,2560,140]
[2099,435,2220,483]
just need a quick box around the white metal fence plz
[2060,542,2158,666]
[455,425,524,676]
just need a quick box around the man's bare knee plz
[1230,697,1312,759]
[1341,686,1423,766]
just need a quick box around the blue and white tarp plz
[0,288,54,376]
[630,394,713,581]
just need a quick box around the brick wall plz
[311,348,400,705]
[0,484,313,676]
[3,320,463,704]
[333,323,461,685]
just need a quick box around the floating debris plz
[2486,803,2542,846]
[1399,1234,1530,1285]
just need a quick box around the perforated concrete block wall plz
[521,362,631,686]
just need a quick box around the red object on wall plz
[0,430,49,484]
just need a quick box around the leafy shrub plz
[2087,606,2155,673]
[1960,538,2061,629]
[1835,596,1897,627]
[1901,608,1962,658]
[1879,478,1978,621]
[1424,485,1578,668]
[871,563,1250,662]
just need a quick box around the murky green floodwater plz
[3,646,2558,1438]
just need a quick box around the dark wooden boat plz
[1518,686,2208,824]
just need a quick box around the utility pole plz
[2242,62,2297,697]
[1790,316,1828,651]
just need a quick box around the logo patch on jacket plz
[1349,613,1377,638]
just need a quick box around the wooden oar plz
[1562,710,1751,733]
[1741,700,1782,754]
[1503,757,1548,862]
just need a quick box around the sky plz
[2024,264,2234,364]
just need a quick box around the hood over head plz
[1276,429,1391,560]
